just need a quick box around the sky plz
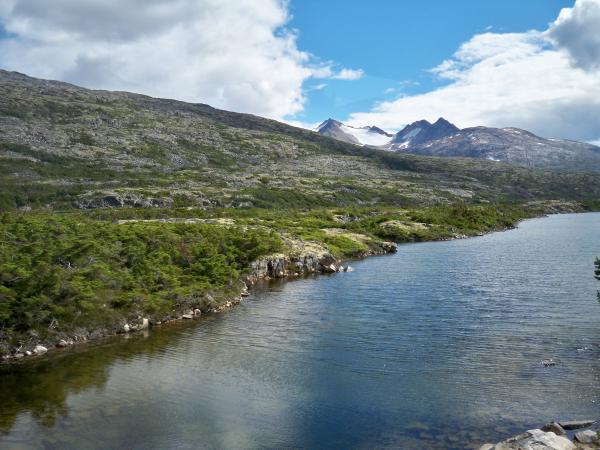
[0,0,599,143]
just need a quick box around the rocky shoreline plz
[479,420,599,449]
[0,240,397,364]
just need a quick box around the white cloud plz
[347,0,600,143]
[330,68,364,80]
[0,0,360,119]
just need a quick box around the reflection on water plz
[1,213,600,449]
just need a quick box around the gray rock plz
[478,445,494,450]
[485,429,575,450]
[14,353,24,359]
[140,318,149,329]
[542,359,556,367]
[574,430,598,444]
[542,422,566,436]
[182,314,193,319]
[321,263,337,273]
[34,345,48,354]
[559,420,596,430]
[123,324,130,333]
[56,339,68,348]
[193,309,202,316]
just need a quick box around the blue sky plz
[1,0,599,141]
[289,0,573,124]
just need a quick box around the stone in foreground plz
[542,422,566,436]
[479,429,575,450]
[574,430,598,444]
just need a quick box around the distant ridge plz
[316,116,600,172]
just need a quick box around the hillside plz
[2,69,600,359]
[2,69,600,211]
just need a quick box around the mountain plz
[2,69,600,211]
[317,119,393,146]
[317,116,600,172]
[393,125,600,171]
[390,118,459,150]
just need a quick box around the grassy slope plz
[0,70,599,355]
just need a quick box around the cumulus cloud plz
[0,0,361,119]
[547,0,600,70]
[347,0,600,142]
[330,68,364,80]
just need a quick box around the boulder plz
[559,420,596,430]
[34,345,48,354]
[123,324,130,333]
[321,263,337,274]
[56,339,69,348]
[140,318,149,330]
[574,430,598,444]
[182,314,193,319]
[484,429,575,450]
[193,309,202,316]
[542,422,566,436]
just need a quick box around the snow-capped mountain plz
[316,119,393,146]
[316,116,600,171]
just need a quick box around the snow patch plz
[340,124,392,146]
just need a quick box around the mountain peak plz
[391,118,459,148]
[317,118,343,131]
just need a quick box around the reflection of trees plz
[0,323,188,434]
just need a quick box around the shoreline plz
[0,207,591,365]
[1,237,399,364]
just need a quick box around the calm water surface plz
[1,213,600,449]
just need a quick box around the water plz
[1,213,600,449]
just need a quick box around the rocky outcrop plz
[245,240,397,286]
[74,193,175,209]
[479,429,575,450]
[480,421,599,450]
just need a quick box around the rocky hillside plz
[316,116,600,172]
[2,69,600,211]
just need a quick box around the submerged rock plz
[542,359,556,367]
[559,420,596,430]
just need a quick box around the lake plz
[1,213,599,449]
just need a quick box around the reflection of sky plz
[1,213,600,449]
